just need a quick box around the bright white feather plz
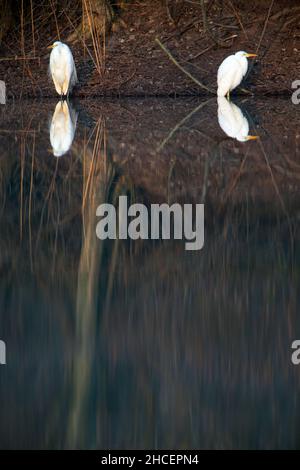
[49,41,77,96]
[217,51,251,97]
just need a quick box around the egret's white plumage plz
[217,51,257,98]
[50,101,78,157]
[217,97,258,142]
[48,41,77,97]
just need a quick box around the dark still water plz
[0,97,299,449]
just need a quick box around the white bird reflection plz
[50,100,78,157]
[217,97,258,142]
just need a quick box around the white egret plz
[217,97,258,142]
[48,41,77,98]
[217,51,257,98]
[50,101,78,157]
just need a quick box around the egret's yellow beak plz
[246,135,259,141]
[47,44,55,49]
[245,53,257,58]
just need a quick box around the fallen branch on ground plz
[155,38,215,95]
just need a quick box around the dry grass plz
[82,0,107,77]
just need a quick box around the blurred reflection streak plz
[67,119,115,448]
[50,100,78,157]
[158,98,213,151]
[217,97,258,142]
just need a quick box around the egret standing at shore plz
[48,41,77,98]
[217,51,257,99]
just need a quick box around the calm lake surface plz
[0,97,299,449]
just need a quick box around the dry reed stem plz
[50,0,61,40]
[30,0,36,56]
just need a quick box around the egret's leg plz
[62,79,69,99]
[53,79,61,96]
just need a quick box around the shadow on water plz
[0,97,300,449]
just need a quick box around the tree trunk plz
[68,0,115,43]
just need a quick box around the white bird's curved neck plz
[239,56,248,76]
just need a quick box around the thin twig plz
[245,0,275,79]
[155,38,215,94]
[227,0,248,39]
[50,0,61,40]
[0,57,40,62]
[30,0,36,56]
[255,0,275,54]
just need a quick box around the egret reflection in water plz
[50,100,78,157]
[217,97,258,142]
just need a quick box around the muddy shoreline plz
[0,1,299,98]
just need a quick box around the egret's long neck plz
[240,57,248,77]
